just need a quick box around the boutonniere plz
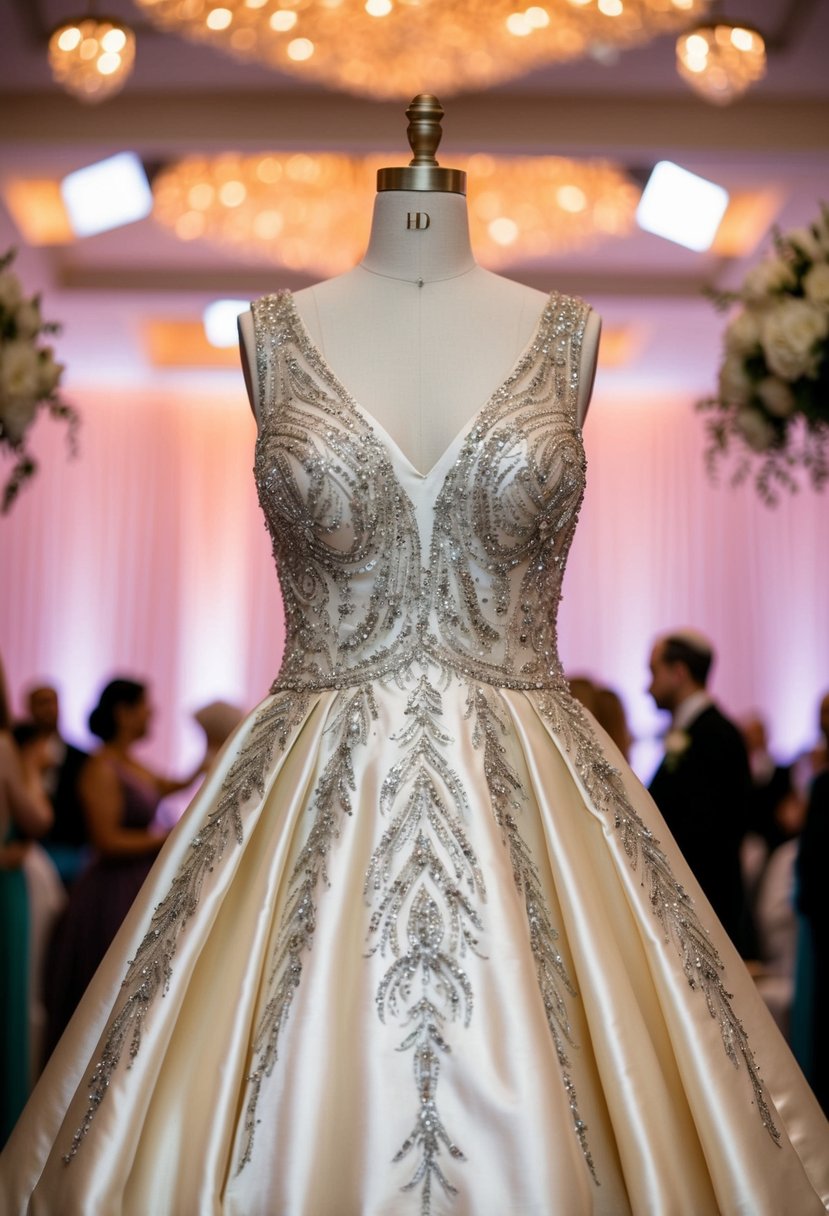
[663,729,692,772]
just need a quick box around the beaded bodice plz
[252,289,590,693]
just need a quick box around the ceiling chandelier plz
[151,150,640,276]
[676,22,766,104]
[48,10,136,103]
[134,0,710,100]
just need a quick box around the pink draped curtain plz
[2,381,827,780]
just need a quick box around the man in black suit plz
[647,630,753,952]
[27,684,90,886]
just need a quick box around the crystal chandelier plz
[152,151,639,276]
[134,0,710,100]
[48,12,136,103]
[153,153,374,275]
[676,22,766,105]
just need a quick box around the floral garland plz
[0,250,79,513]
[697,204,829,505]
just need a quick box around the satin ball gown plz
[2,291,828,1215]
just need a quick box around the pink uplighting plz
[2,382,827,779]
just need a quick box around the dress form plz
[239,97,601,475]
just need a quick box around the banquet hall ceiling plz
[0,0,828,392]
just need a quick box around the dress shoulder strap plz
[250,290,294,425]
[545,290,592,426]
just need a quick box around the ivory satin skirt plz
[2,680,828,1215]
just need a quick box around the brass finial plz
[377,93,466,195]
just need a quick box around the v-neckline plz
[282,289,556,482]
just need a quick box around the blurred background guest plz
[567,674,598,717]
[647,629,753,955]
[796,686,829,1114]
[0,658,53,1146]
[10,725,66,1087]
[568,674,633,762]
[811,691,829,778]
[742,713,799,859]
[26,683,90,887]
[155,699,245,829]
[747,785,808,1039]
[593,685,634,762]
[739,712,804,958]
[193,699,245,763]
[44,677,208,1058]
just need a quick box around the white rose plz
[0,338,41,402]
[761,297,829,380]
[37,347,63,397]
[736,407,775,452]
[718,354,753,405]
[787,226,822,261]
[14,298,42,340]
[742,255,796,302]
[756,376,796,418]
[0,270,23,314]
[0,395,37,444]
[724,308,762,357]
[803,262,829,306]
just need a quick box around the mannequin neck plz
[360,190,477,285]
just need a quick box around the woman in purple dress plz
[45,679,205,1056]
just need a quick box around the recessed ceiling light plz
[636,160,729,252]
[60,152,153,238]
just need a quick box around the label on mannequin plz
[406,212,431,230]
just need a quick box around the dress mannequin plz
[238,100,600,473]
[4,99,829,1216]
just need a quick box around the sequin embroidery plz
[62,282,782,1205]
[366,673,485,1214]
[63,690,312,1163]
[533,686,780,1145]
[468,685,598,1181]
[237,686,378,1169]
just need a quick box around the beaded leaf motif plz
[63,690,311,1163]
[468,685,598,1181]
[534,686,781,1145]
[365,673,485,1214]
[237,685,378,1169]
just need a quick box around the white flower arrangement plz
[698,204,829,505]
[0,249,79,513]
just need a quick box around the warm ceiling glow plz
[154,153,372,274]
[596,325,646,369]
[133,0,710,99]
[206,8,233,31]
[2,179,74,245]
[270,11,297,30]
[676,22,766,104]
[709,188,786,258]
[143,319,240,368]
[48,16,136,102]
[287,38,315,61]
[152,151,639,275]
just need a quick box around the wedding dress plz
[2,290,827,1216]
